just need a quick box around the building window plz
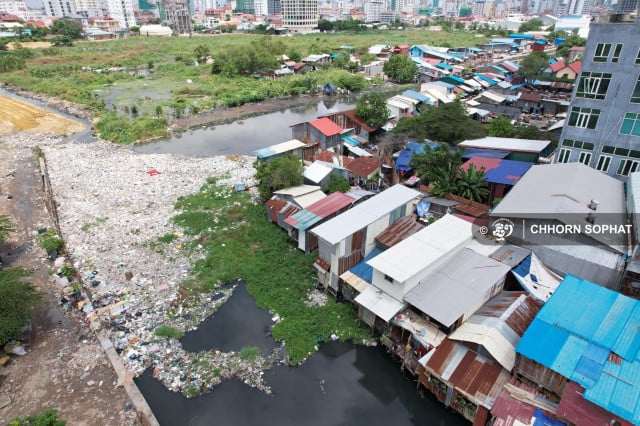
[576,72,611,99]
[636,49,640,64]
[384,274,393,283]
[593,43,611,62]
[617,159,640,176]
[596,155,612,172]
[621,113,640,136]
[557,148,571,163]
[578,151,592,165]
[632,76,640,104]
[612,44,623,63]
[568,107,601,129]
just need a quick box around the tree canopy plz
[51,19,82,39]
[383,54,418,84]
[8,408,66,426]
[355,92,390,128]
[325,174,351,193]
[392,99,486,143]
[520,51,549,82]
[211,40,280,76]
[255,155,304,200]
[518,18,545,33]
[486,115,516,137]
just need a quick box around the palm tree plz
[429,157,460,197]
[456,164,489,202]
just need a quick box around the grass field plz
[1,29,489,143]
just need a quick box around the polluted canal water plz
[136,284,468,426]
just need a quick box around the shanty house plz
[515,275,640,425]
[291,117,344,153]
[284,192,356,254]
[460,157,532,204]
[457,136,553,163]
[310,184,420,295]
[491,162,628,290]
[252,139,307,164]
[265,185,326,229]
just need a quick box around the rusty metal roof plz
[445,194,490,218]
[424,338,510,409]
[346,156,382,178]
[375,216,425,248]
[557,381,633,426]
[491,377,557,426]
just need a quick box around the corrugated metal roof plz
[403,247,511,328]
[490,163,627,250]
[557,381,633,426]
[425,338,510,409]
[304,162,333,184]
[462,158,533,185]
[252,139,306,158]
[347,156,381,177]
[347,246,384,284]
[402,89,434,105]
[273,184,323,197]
[285,192,355,231]
[479,90,506,103]
[489,244,531,268]
[459,136,551,153]
[445,194,490,218]
[375,216,425,248]
[491,378,556,426]
[354,285,405,322]
[367,214,473,284]
[309,117,343,137]
[449,292,541,371]
[311,184,420,245]
[516,275,640,425]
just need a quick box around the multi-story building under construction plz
[159,0,192,35]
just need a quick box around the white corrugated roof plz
[253,139,305,158]
[479,90,506,104]
[311,184,420,245]
[274,184,323,197]
[355,285,405,322]
[304,162,333,184]
[458,136,551,153]
[367,214,473,283]
[403,248,511,328]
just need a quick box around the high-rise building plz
[555,15,640,181]
[159,0,191,33]
[281,0,317,30]
[235,0,254,12]
[44,0,76,16]
[616,0,638,12]
[364,0,383,21]
[75,0,102,17]
[267,0,280,13]
[106,0,136,27]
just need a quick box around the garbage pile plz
[29,135,276,397]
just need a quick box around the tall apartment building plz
[75,0,102,17]
[364,0,383,21]
[267,0,280,14]
[281,0,317,31]
[555,15,640,181]
[106,0,136,27]
[159,0,191,33]
[44,0,76,16]
[616,0,638,12]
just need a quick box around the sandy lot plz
[0,95,85,135]
[6,42,53,50]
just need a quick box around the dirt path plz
[0,102,137,424]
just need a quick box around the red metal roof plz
[307,191,355,217]
[346,156,382,178]
[491,377,550,425]
[461,157,502,173]
[518,92,543,102]
[557,382,633,426]
[375,216,424,248]
[445,194,490,218]
[499,62,518,72]
[310,117,343,137]
[265,198,287,211]
[568,46,585,51]
[280,203,300,218]
[568,61,581,74]
[425,338,508,409]
[549,61,566,73]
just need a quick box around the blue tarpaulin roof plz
[437,62,453,69]
[343,135,360,146]
[395,150,413,172]
[441,75,465,84]
[532,409,566,426]
[475,73,497,85]
[492,65,509,74]
[406,141,426,154]
[402,90,435,105]
[485,159,532,185]
[433,81,455,89]
[349,246,384,283]
[462,148,511,159]
[516,275,640,425]
[509,33,536,39]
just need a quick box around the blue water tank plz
[554,37,566,46]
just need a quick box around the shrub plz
[0,268,42,346]
[239,346,260,361]
[155,324,181,339]
[39,229,64,253]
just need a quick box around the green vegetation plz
[383,54,418,84]
[172,181,370,364]
[520,51,549,82]
[518,18,545,33]
[81,216,108,231]
[0,215,14,245]
[0,268,42,346]
[60,264,77,280]
[155,324,182,339]
[239,346,261,361]
[0,30,488,143]
[326,174,351,193]
[393,98,486,143]
[38,228,64,254]
[8,408,66,426]
[355,92,389,128]
[157,233,177,244]
[487,115,517,137]
[255,155,304,201]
